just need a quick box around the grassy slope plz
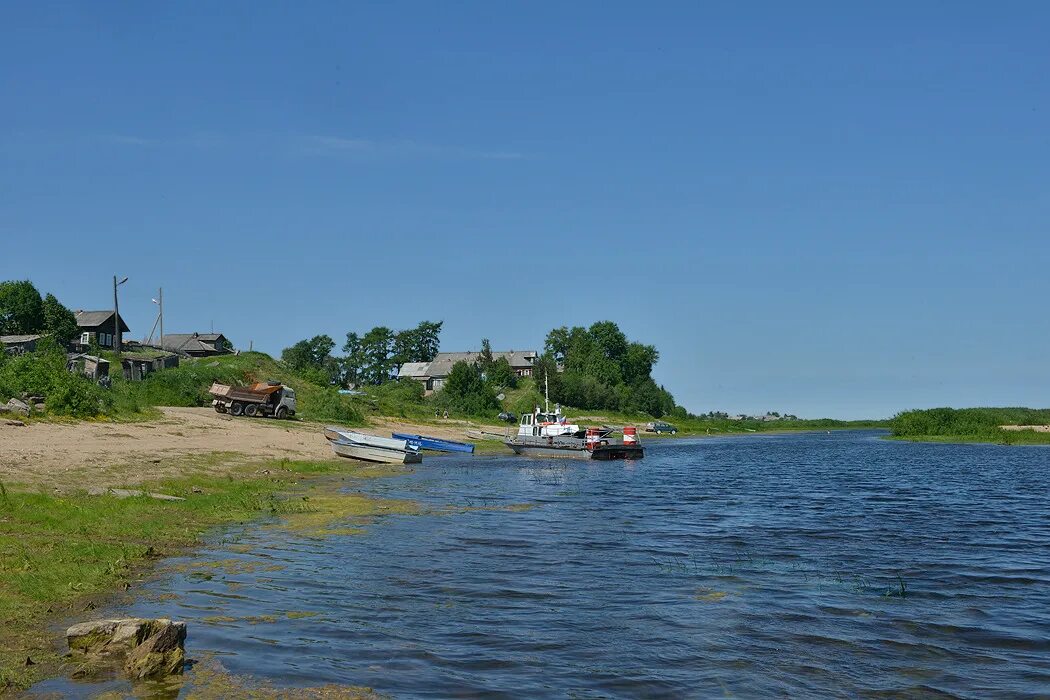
[889,407,1050,445]
[105,351,364,425]
[0,457,410,692]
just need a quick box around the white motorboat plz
[324,427,423,464]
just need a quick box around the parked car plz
[498,411,517,423]
[645,421,677,434]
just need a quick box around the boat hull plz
[330,440,422,464]
[505,436,644,461]
[591,444,645,460]
[391,432,475,454]
[504,441,594,460]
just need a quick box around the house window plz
[81,332,90,345]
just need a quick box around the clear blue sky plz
[3,2,1047,419]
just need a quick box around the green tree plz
[41,293,79,345]
[544,326,571,359]
[486,355,517,389]
[281,335,339,384]
[589,320,628,363]
[622,343,658,385]
[478,338,494,371]
[359,326,394,385]
[539,321,677,415]
[439,360,499,415]
[0,280,44,335]
[411,320,442,362]
[341,331,363,387]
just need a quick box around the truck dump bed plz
[209,382,282,404]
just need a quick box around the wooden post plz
[113,275,120,354]
[158,287,164,353]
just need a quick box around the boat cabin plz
[517,405,580,438]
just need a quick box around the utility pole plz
[114,275,128,354]
[158,287,164,352]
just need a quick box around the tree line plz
[533,321,681,418]
[281,319,683,418]
[281,321,443,388]
[0,280,79,345]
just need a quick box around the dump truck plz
[209,381,296,419]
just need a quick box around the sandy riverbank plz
[0,407,490,488]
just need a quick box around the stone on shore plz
[66,617,187,679]
[2,398,30,416]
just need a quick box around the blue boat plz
[391,432,475,454]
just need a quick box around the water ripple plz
[31,431,1050,698]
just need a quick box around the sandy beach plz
[0,408,488,488]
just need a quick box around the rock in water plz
[124,619,187,679]
[66,618,187,679]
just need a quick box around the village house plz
[66,353,110,382]
[153,332,233,358]
[1,334,42,355]
[398,350,538,392]
[120,352,180,381]
[74,310,130,351]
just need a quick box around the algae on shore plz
[0,456,410,693]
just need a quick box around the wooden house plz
[74,310,130,351]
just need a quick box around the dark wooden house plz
[156,332,233,358]
[74,310,130,351]
[121,352,179,381]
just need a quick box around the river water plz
[31,431,1050,698]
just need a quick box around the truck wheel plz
[244,404,258,417]
[215,404,227,414]
[275,407,288,420]
[230,402,244,416]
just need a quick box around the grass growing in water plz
[0,458,410,692]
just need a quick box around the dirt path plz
[0,408,493,489]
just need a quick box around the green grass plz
[889,430,1050,445]
[105,352,365,425]
[889,407,1050,445]
[0,458,403,692]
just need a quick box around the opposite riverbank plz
[889,407,1050,445]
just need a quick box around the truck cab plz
[277,387,296,416]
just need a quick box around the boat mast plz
[544,373,550,413]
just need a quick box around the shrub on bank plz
[890,407,1050,438]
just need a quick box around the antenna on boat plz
[544,373,550,413]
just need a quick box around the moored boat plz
[324,427,423,464]
[391,432,475,454]
[503,378,643,460]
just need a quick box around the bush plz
[299,388,363,424]
[46,374,112,417]
[432,361,499,416]
[0,341,68,398]
[890,407,1050,438]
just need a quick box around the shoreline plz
[0,411,887,693]
[0,439,413,693]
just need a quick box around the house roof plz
[398,362,432,379]
[0,334,42,344]
[75,310,130,332]
[424,350,538,378]
[67,353,110,366]
[156,332,228,354]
